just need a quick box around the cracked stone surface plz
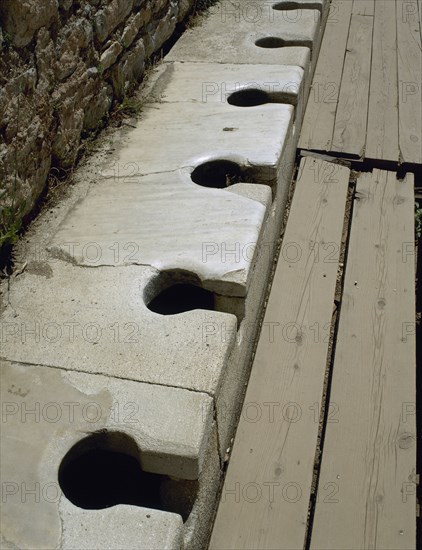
[95,101,293,178]
[47,85,294,297]
[167,0,321,67]
[0,264,237,396]
[0,359,213,548]
[48,172,270,295]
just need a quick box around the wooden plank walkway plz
[366,0,399,162]
[331,8,374,156]
[311,169,417,550]
[210,2,419,549]
[299,0,353,151]
[210,168,417,550]
[210,157,350,550]
[299,0,422,164]
[397,0,422,164]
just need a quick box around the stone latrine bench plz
[0,1,331,548]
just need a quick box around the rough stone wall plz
[0,0,194,243]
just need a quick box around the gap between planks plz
[310,169,417,550]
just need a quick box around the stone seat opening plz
[255,37,313,49]
[272,1,322,12]
[227,87,300,108]
[191,159,275,192]
[144,270,243,325]
[227,89,271,107]
[144,270,216,316]
[59,432,198,521]
[191,160,243,188]
[147,283,215,315]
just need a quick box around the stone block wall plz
[0,0,194,244]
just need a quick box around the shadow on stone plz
[147,283,215,315]
[144,269,244,324]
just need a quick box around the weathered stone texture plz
[0,0,194,230]
[0,0,59,48]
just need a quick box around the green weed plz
[416,201,422,239]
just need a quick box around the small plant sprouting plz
[0,199,25,247]
[416,201,422,240]
[1,30,13,50]
[115,95,143,117]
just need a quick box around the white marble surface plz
[49,172,270,295]
[0,264,238,396]
[150,62,304,106]
[167,0,321,67]
[97,101,294,179]
[0,0,328,548]
[61,503,184,550]
[0,359,213,548]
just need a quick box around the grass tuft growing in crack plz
[114,95,144,117]
[415,201,422,239]
[0,199,25,248]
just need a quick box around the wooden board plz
[311,170,416,550]
[299,0,353,152]
[397,0,422,164]
[209,157,350,550]
[366,0,399,162]
[352,0,375,16]
[331,13,374,157]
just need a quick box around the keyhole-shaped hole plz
[59,448,162,510]
[255,37,286,48]
[255,36,313,48]
[227,89,271,107]
[272,1,322,11]
[191,160,243,188]
[147,283,215,315]
[58,433,198,521]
